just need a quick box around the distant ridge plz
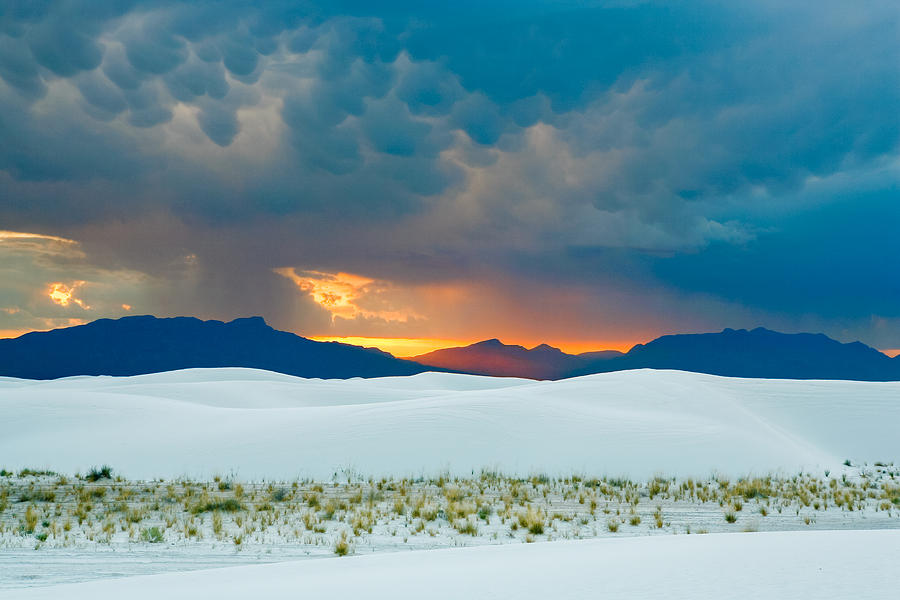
[2,318,898,382]
[412,328,900,381]
[410,338,622,380]
[0,315,436,380]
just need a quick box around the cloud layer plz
[0,1,898,348]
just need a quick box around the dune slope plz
[2,368,898,479]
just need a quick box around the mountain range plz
[0,315,433,380]
[411,328,900,381]
[1,316,898,382]
[410,339,622,380]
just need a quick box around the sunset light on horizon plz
[308,336,640,358]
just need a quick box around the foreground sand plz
[8,530,900,600]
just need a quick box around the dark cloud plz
[0,1,898,348]
[123,18,189,75]
[196,99,239,146]
[27,17,103,76]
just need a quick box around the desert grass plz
[0,464,898,554]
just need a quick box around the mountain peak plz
[228,316,270,328]
[473,338,505,347]
[530,343,563,353]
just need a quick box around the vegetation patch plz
[0,463,896,554]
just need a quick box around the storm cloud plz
[0,1,898,349]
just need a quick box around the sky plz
[1,0,898,356]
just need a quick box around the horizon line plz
[3,316,899,359]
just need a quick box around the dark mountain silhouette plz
[412,327,900,381]
[0,315,437,380]
[410,339,622,379]
[568,327,900,381]
[2,318,898,382]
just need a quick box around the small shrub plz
[724,511,737,523]
[607,518,620,532]
[141,526,164,543]
[85,465,113,482]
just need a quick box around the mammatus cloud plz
[0,2,897,348]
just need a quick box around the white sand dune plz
[8,530,900,600]
[1,368,897,480]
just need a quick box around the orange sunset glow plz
[310,336,638,357]
[47,282,89,309]
[274,268,420,323]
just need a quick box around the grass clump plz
[85,465,113,482]
[454,519,479,536]
[23,506,39,534]
[192,498,244,514]
[18,468,56,477]
[518,507,545,535]
[334,531,351,556]
[19,489,56,503]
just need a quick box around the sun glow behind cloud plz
[47,282,90,309]
[0,230,148,337]
[274,268,421,323]
[274,266,650,355]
